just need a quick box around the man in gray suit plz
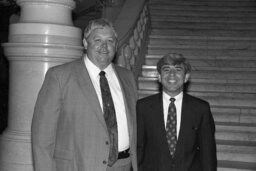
[31,18,138,171]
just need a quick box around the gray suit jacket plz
[31,58,138,171]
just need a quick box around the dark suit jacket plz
[31,58,138,171]
[137,92,217,171]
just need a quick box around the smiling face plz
[83,26,118,70]
[159,64,190,97]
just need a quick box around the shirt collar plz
[84,55,114,78]
[104,63,114,77]
[163,91,183,103]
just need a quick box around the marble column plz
[0,0,83,170]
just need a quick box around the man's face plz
[158,64,190,97]
[84,26,117,70]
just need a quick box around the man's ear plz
[83,38,88,49]
[158,73,162,83]
[184,73,190,83]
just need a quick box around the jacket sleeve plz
[199,102,217,171]
[136,100,146,169]
[31,68,62,171]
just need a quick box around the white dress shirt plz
[162,91,183,139]
[84,56,129,152]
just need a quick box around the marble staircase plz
[137,0,256,170]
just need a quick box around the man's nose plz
[168,69,176,75]
[100,41,107,48]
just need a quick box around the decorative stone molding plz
[0,0,83,171]
[17,0,75,25]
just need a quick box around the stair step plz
[138,77,256,92]
[139,77,256,86]
[151,15,256,24]
[217,145,256,163]
[214,113,256,125]
[145,57,256,69]
[218,160,256,171]
[188,83,256,93]
[149,35,256,41]
[148,40,256,50]
[218,167,256,171]
[213,106,256,122]
[203,0,256,1]
[141,65,256,80]
[188,93,256,108]
[212,107,256,125]
[211,106,256,115]
[216,129,256,142]
[150,1,256,8]
[147,49,256,59]
[218,143,256,154]
[191,78,256,85]
[150,8,256,18]
[151,29,256,39]
[138,77,256,93]
[216,124,256,132]
[217,139,256,147]
[149,38,256,50]
[217,152,255,166]
[151,21,256,31]
[150,3,256,13]
[148,45,256,52]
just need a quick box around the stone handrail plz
[114,0,150,79]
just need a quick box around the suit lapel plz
[152,93,172,156]
[175,93,191,158]
[74,58,108,133]
[114,66,134,146]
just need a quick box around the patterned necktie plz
[99,71,118,166]
[166,97,177,157]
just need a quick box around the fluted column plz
[0,0,83,171]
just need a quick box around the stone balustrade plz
[115,1,150,79]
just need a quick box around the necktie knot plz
[99,71,106,77]
[170,98,176,103]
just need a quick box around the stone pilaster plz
[0,0,83,170]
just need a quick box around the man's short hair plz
[83,18,118,40]
[156,53,192,74]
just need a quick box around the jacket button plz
[105,141,109,145]
[103,160,107,165]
